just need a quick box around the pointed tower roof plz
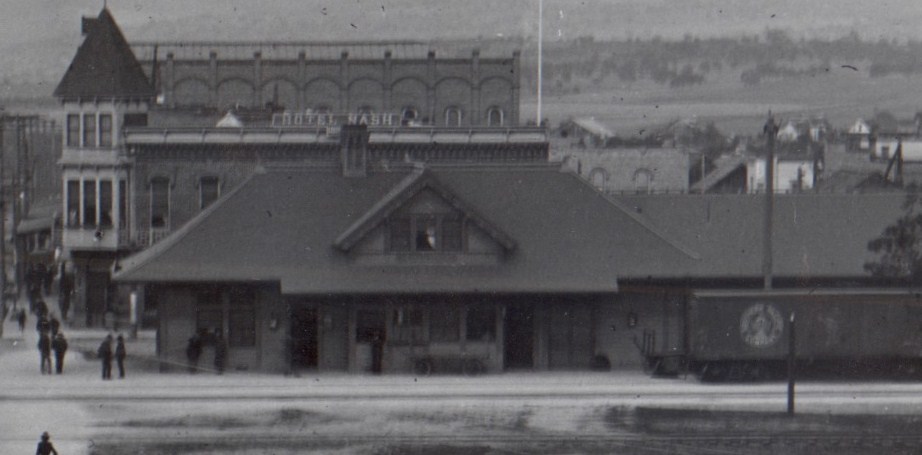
[54,8,155,101]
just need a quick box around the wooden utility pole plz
[787,312,796,416]
[762,112,778,290]
[0,114,5,310]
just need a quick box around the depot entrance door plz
[291,307,318,369]
[504,304,534,370]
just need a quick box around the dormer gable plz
[54,8,155,101]
[334,169,516,256]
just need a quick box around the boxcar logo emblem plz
[740,303,784,348]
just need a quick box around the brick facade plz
[140,48,520,127]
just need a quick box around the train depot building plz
[113,161,699,374]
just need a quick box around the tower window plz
[66,115,80,147]
[99,114,113,147]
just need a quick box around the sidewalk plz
[7,298,922,404]
[0,294,698,401]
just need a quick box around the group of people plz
[186,331,228,374]
[97,334,127,380]
[35,311,67,375]
[36,316,129,379]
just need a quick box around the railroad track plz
[57,432,922,454]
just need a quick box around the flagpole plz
[536,0,543,126]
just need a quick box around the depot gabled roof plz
[333,168,517,253]
[54,8,155,101]
[114,164,700,294]
[619,192,909,280]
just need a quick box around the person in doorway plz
[115,334,127,378]
[97,334,113,380]
[37,332,52,375]
[186,333,202,374]
[214,331,227,374]
[35,431,58,455]
[52,333,68,374]
[17,308,26,334]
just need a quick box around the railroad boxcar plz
[644,289,922,381]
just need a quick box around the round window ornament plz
[739,302,784,348]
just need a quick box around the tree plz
[865,188,922,282]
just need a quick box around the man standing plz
[115,334,127,378]
[35,431,58,455]
[97,334,113,380]
[52,333,68,374]
[17,308,26,334]
[214,332,228,374]
[186,333,202,374]
[37,332,52,375]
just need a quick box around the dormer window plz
[389,215,464,253]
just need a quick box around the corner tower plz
[55,8,155,326]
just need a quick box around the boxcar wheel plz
[700,362,728,382]
[462,359,484,376]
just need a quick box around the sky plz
[4,0,922,46]
[2,0,922,95]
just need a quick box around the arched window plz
[588,168,608,189]
[633,168,654,193]
[402,107,419,126]
[486,107,505,127]
[444,107,463,127]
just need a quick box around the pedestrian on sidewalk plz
[17,308,26,334]
[35,313,50,335]
[97,334,113,380]
[115,334,127,378]
[49,317,60,336]
[38,332,52,375]
[186,333,202,374]
[35,431,58,455]
[52,332,68,374]
[214,331,227,374]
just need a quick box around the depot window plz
[391,306,424,344]
[228,288,256,347]
[466,305,496,342]
[430,305,460,342]
[388,215,464,253]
